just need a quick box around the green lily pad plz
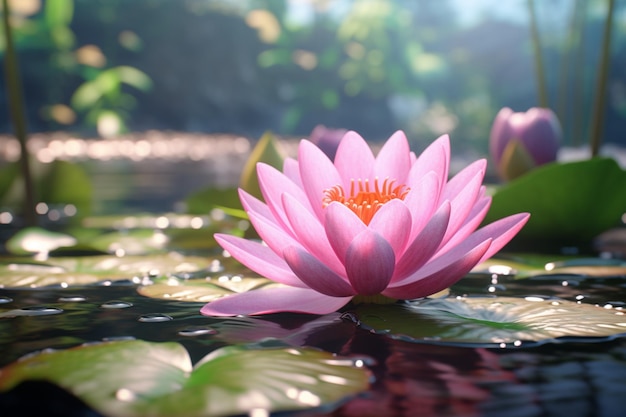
[483,158,626,245]
[88,229,169,255]
[0,340,369,417]
[473,255,626,279]
[5,227,77,256]
[0,253,213,288]
[137,276,282,303]
[352,296,626,345]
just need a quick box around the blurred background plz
[2,0,625,147]
[1,0,625,213]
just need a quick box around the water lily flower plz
[202,131,529,316]
[490,107,561,181]
[308,125,348,161]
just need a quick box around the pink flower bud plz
[490,107,561,181]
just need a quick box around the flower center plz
[322,178,409,225]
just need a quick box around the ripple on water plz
[58,295,87,302]
[0,296,13,304]
[138,313,174,323]
[100,300,133,309]
[178,326,218,337]
[0,306,64,317]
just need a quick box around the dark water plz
[1,267,626,417]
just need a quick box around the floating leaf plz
[473,255,626,279]
[5,227,77,256]
[352,297,626,345]
[0,253,213,288]
[137,277,281,303]
[88,229,169,255]
[483,158,626,245]
[0,340,369,417]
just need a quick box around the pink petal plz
[246,208,304,258]
[438,170,485,248]
[298,140,343,220]
[333,131,375,185]
[324,201,367,263]
[436,196,491,255]
[201,287,353,316]
[408,134,450,197]
[383,239,491,299]
[283,158,303,188]
[345,230,395,295]
[368,199,412,259]
[402,171,440,242]
[214,234,306,288]
[239,189,274,222]
[473,213,530,263]
[489,107,513,163]
[441,159,487,204]
[283,246,356,296]
[390,220,497,288]
[281,193,346,276]
[374,130,412,184]
[257,163,311,234]
[392,201,451,282]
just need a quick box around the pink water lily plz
[202,131,529,316]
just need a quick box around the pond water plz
[1,134,626,416]
[1,245,625,417]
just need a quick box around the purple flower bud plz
[490,107,562,180]
[308,125,348,161]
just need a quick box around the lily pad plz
[473,255,626,279]
[483,158,626,245]
[5,227,77,256]
[351,297,626,345]
[0,340,369,417]
[137,276,282,303]
[0,253,214,288]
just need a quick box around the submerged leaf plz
[353,297,626,345]
[0,340,369,417]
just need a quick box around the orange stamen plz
[322,178,409,225]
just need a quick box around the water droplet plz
[487,284,506,293]
[58,295,86,302]
[285,388,321,406]
[12,306,64,316]
[100,300,133,309]
[116,388,136,402]
[138,313,173,323]
[249,409,270,417]
[178,326,217,337]
[0,296,13,304]
[208,259,223,273]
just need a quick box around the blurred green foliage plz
[1,0,625,152]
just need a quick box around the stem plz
[2,0,37,226]
[528,0,548,108]
[589,0,615,157]
[557,1,581,145]
[572,0,588,146]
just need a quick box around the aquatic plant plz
[490,107,561,181]
[202,131,529,316]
